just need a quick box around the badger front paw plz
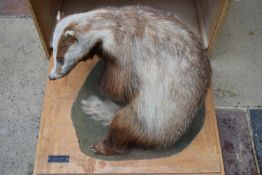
[90,142,107,154]
[90,141,125,155]
[81,95,120,126]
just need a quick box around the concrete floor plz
[0,18,48,175]
[0,0,262,174]
[212,0,262,107]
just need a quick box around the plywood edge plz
[207,0,232,56]
[28,0,50,58]
[206,88,225,175]
[194,0,209,49]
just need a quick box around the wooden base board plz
[33,57,224,174]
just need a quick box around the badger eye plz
[57,57,64,65]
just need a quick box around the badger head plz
[49,13,114,80]
[49,28,79,80]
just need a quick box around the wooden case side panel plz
[61,0,200,37]
[28,0,62,57]
[207,0,231,55]
[29,0,230,57]
[28,0,50,57]
[195,0,231,54]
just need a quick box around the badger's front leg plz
[90,104,145,155]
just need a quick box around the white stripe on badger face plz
[50,13,87,80]
[49,47,59,79]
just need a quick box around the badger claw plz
[90,142,107,155]
[90,145,97,153]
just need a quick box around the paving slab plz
[216,108,258,175]
[0,0,30,17]
[249,109,262,173]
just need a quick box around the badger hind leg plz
[91,104,149,155]
[81,95,121,126]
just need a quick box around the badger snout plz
[49,72,63,81]
[49,75,56,81]
[49,67,60,80]
[49,65,70,80]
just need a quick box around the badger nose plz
[49,75,55,81]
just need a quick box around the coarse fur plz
[49,6,211,155]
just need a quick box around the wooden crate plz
[28,0,231,174]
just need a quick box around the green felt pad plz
[71,61,205,161]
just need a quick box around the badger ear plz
[56,11,65,22]
[64,30,77,42]
[65,30,75,37]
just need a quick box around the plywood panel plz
[29,0,201,53]
[62,0,200,37]
[29,0,231,57]
[195,0,231,54]
[33,56,224,174]
[28,0,62,57]
[207,0,231,55]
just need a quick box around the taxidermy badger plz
[49,6,211,155]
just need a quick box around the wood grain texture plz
[33,56,224,174]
